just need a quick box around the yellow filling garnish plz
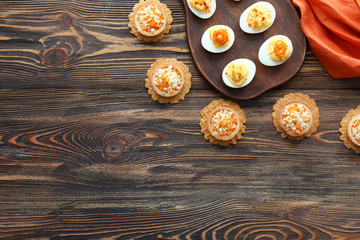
[351,117,360,144]
[210,109,238,137]
[136,4,165,33]
[268,37,290,61]
[226,62,249,86]
[209,26,230,48]
[189,0,211,11]
[247,5,271,30]
[154,65,182,95]
[281,103,311,135]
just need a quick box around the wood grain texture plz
[182,0,306,100]
[1,0,360,239]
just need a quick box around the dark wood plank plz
[182,0,306,100]
[1,0,360,239]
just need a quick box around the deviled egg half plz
[239,1,276,34]
[258,35,293,66]
[222,58,256,88]
[187,0,216,19]
[201,25,235,53]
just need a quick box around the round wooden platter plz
[182,0,306,100]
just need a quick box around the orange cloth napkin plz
[292,0,360,79]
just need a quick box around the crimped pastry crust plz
[128,0,173,42]
[200,99,246,146]
[145,58,191,104]
[272,93,320,140]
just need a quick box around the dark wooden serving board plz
[182,0,306,100]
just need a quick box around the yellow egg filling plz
[247,5,271,30]
[189,0,211,11]
[226,62,249,86]
[209,26,230,48]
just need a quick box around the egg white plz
[201,25,235,53]
[222,58,256,88]
[239,1,276,34]
[187,0,216,19]
[258,35,293,66]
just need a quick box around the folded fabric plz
[292,0,360,79]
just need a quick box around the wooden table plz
[1,0,360,239]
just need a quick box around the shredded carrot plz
[269,39,288,58]
[212,29,229,48]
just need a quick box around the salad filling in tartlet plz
[152,64,184,97]
[348,114,360,147]
[340,106,360,153]
[279,102,313,137]
[200,99,246,146]
[135,4,166,36]
[272,93,320,140]
[129,0,173,42]
[145,58,191,103]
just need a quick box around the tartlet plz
[272,93,320,140]
[339,105,360,153]
[128,0,173,42]
[145,58,191,103]
[200,99,246,146]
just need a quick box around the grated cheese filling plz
[281,103,311,135]
[351,117,360,144]
[136,4,165,33]
[210,109,238,137]
[154,65,182,95]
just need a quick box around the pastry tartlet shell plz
[207,106,242,142]
[145,58,191,104]
[128,0,173,42]
[150,63,185,98]
[340,106,360,153]
[272,93,320,140]
[278,101,314,137]
[200,99,246,146]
